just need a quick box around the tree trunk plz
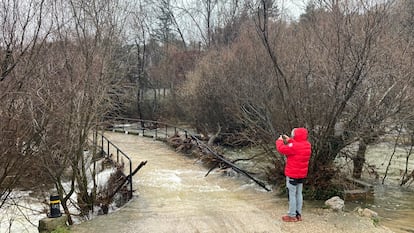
[310,133,344,175]
[353,140,367,179]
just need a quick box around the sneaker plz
[282,215,298,222]
[296,211,302,221]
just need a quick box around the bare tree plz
[400,117,414,186]
[276,1,412,186]
[0,0,129,224]
[180,0,413,196]
[41,0,125,223]
[175,0,245,48]
[397,0,414,186]
[0,0,50,209]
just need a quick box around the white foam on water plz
[0,191,46,233]
[0,167,120,232]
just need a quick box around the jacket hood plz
[292,128,308,141]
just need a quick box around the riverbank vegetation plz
[119,0,414,198]
[0,0,413,229]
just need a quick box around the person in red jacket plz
[276,127,311,222]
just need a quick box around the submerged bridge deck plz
[72,132,283,233]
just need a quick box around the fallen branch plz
[205,161,220,177]
[191,135,270,192]
[401,170,414,186]
[108,161,147,200]
[205,155,260,177]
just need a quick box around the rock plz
[357,207,378,219]
[325,196,345,211]
[38,215,68,233]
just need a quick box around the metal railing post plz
[165,125,168,138]
[129,162,133,195]
[107,140,110,157]
[141,120,145,136]
[101,135,104,155]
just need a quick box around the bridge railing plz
[93,130,133,198]
[103,116,194,140]
[97,116,194,197]
[99,116,270,192]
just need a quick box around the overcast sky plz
[278,0,310,20]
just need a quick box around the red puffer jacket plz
[276,128,311,179]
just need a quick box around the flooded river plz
[368,185,414,233]
[70,132,393,233]
[358,143,414,233]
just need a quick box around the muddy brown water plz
[70,132,394,233]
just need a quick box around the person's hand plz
[281,135,289,144]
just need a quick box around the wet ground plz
[70,132,394,233]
